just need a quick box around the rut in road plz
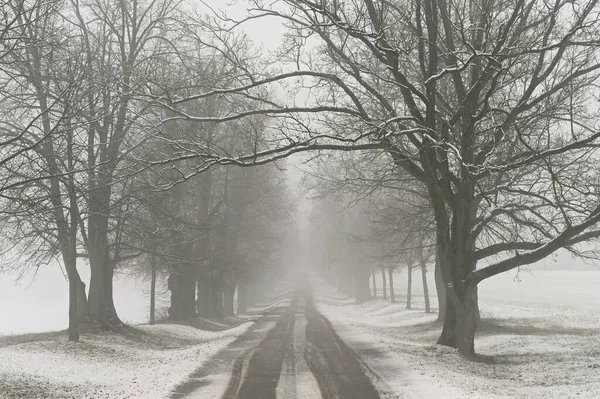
[221,294,298,399]
[303,290,380,399]
[221,282,380,399]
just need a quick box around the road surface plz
[174,280,380,399]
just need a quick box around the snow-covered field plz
[0,322,252,398]
[0,266,288,399]
[2,263,600,398]
[0,266,152,335]
[315,269,600,399]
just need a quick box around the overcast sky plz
[199,0,286,52]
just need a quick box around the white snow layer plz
[314,269,600,399]
[0,323,251,398]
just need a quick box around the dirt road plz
[179,279,380,399]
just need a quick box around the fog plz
[0,264,147,335]
[2,1,600,398]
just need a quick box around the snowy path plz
[180,279,380,399]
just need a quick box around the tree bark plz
[437,292,456,347]
[474,287,481,321]
[68,278,79,341]
[87,217,122,328]
[87,244,109,327]
[76,280,88,323]
[422,263,430,313]
[168,260,196,320]
[105,263,120,322]
[434,256,446,321]
[66,261,81,342]
[197,274,224,319]
[455,288,478,356]
[435,238,481,353]
[381,268,387,299]
[434,229,481,354]
[406,264,412,309]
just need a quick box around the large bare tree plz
[0,0,92,341]
[150,0,600,355]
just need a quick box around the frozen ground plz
[315,269,600,399]
[0,271,288,399]
[0,323,252,398]
[2,262,599,398]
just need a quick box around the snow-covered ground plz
[0,322,252,398]
[0,265,289,399]
[0,265,152,335]
[315,269,600,399]
[2,262,600,398]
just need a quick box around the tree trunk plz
[86,171,123,329]
[87,244,106,327]
[437,281,480,355]
[435,255,446,321]
[76,278,88,319]
[422,263,430,313]
[198,273,225,319]
[371,268,377,297]
[437,293,456,347]
[246,280,257,308]
[68,277,79,341]
[66,261,80,342]
[65,235,87,341]
[105,263,120,323]
[435,238,481,353]
[453,285,479,356]
[406,265,412,309]
[150,256,157,325]
[381,268,387,299]
[474,287,481,321]
[223,280,236,317]
[212,274,224,318]
[88,247,112,328]
[33,74,87,339]
[455,305,477,355]
[197,277,212,318]
[236,282,248,315]
[168,261,196,320]
[88,235,122,328]
[388,267,395,303]
[354,266,371,304]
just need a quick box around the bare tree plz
[155,0,600,355]
[419,247,433,314]
[0,0,91,341]
[66,0,182,328]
